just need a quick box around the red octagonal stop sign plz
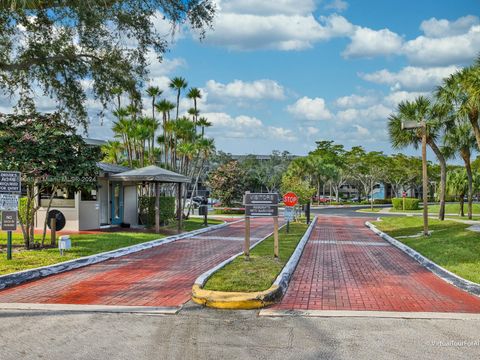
[283,192,298,207]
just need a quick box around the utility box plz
[58,235,72,251]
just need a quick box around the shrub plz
[139,196,176,226]
[391,197,420,210]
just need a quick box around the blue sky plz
[87,0,479,155]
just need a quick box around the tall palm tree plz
[388,96,448,220]
[188,107,199,123]
[187,87,202,124]
[446,169,468,217]
[197,117,211,138]
[443,123,477,219]
[155,99,176,165]
[146,86,162,119]
[169,77,188,121]
[436,63,480,150]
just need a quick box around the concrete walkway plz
[272,216,480,313]
[0,218,276,308]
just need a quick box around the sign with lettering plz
[0,171,21,194]
[1,211,17,231]
[0,194,19,211]
[245,204,278,217]
[244,193,279,205]
[284,206,295,221]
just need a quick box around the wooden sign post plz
[244,193,279,260]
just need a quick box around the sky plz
[7,0,480,156]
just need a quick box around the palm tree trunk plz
[428,140,446,221]
[176,91,180,120]
[460,196,465,217]
[462,151,473,220]
[469,110,480,151]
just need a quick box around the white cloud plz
[219,0,316,16]
[343,27,403,58]
[384,91,430,107]
[336,104,391,123]
[204,112,296,141]
[287,96,332,121]
[359,65,459,91]
[205,79,285,100]
[354,124,370,136]
[335,94,377,108]
[403,24,480,66]
[325,0,349,12]
[420,15,479,38]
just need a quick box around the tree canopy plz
[0,0,215,127]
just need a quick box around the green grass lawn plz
[203,222,308,292]
[390,203,480,215]
[357,208,381,213]
[373,217,480,284]
[0,218,222,276]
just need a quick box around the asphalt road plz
[0,304,479,360]
[311,205,399,218]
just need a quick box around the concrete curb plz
[259,309,480,320]
[192,216,318,309]
[0,220,235,290]
[365,221,480,297]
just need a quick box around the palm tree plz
[169,77,188,121]
[146,86,162,119]
[187,87,202,124]
[188,107,199,123]
[101,141,124,165]
[155,99,176,165]
[112,108,134,167]
[436,63,480,150]
[443,123,477,219]
[197,117,211,138]
[388,96,448,220]
[446,169,468,217]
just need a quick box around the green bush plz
[360,199,392,205]
[392,197,420,210]
[139,196,176,226]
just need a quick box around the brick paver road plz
[273,216,480,313]
[0,218,276,308]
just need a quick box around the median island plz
[203,222,308,292]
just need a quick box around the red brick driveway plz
[0,218,276,308]
[272,216,480,313]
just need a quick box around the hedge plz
[391,197,420,210]
[139,196,175,226]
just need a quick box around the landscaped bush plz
[392,197,420,210]
[213,207,245,215]
[139,196,176,226]
[360,199,392,205]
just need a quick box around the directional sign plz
[0,171,21,194]
[1,211,17,231]
[402,191,407,198]
[245,204,278,217]
[244,193,279,205]
[0,194,19,211]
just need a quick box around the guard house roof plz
[97,162,131,174]
[110,165,190,183]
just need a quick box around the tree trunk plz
[461,150,473,220]
[428,140,446,221]
[41,187,56,246]
[469,109,480,151]
[460,196,465,217]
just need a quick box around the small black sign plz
[244,193,279,205]
[0,171,21,194]
[245,204,278,217]
[1,211,17,231]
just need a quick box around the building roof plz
[84,138,107,146]
[97,162,131,174]
[110,165,190,183]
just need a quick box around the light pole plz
[402,120,429,236]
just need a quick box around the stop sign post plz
[283,192,298,233]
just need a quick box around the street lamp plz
[402,120,428,236]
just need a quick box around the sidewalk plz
[0,218,275,308]
[272,216,480,313]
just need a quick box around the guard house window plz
[40,187,75,208]
[81,188,97,201]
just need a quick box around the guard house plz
[35,163,190,232]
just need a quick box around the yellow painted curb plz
[191,284,281,309]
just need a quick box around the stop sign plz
[283,192,298,207]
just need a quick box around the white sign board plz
[0,193,19,211]
[284,206,295,221]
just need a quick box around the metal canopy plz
[110,165,190,184]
